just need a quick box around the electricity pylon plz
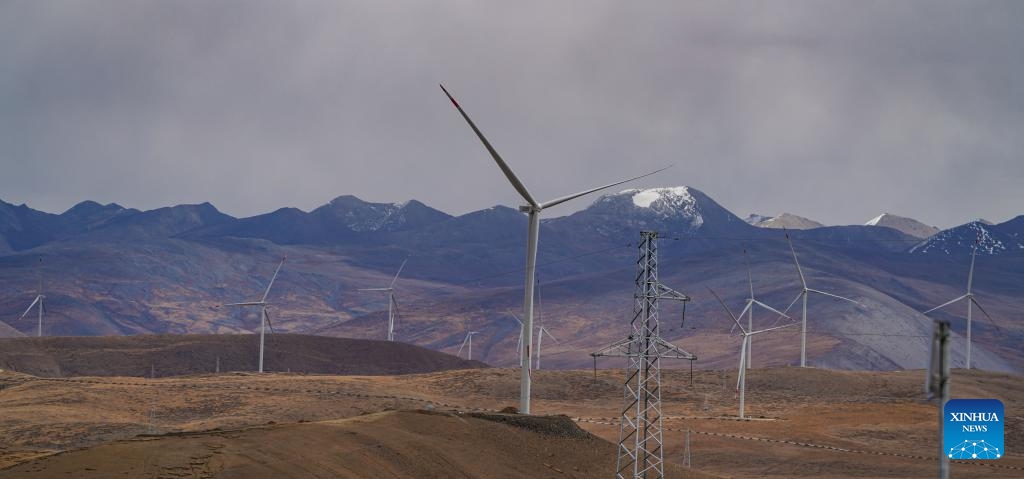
[591,231,696,479]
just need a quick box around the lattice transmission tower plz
[591,231,696,479]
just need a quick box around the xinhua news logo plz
[944,398,1004,460]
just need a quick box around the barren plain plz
[1,365,1021,478]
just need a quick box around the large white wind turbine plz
[534,325,558,370]
[358,258,408,342]
[736,249,792,368]
[440,84,668,414]
[457,330,480,361]
[922,241,997,369]
[782,232,859,367]
[708,287,796,419]
[224,256,285,373]
[19,257,45,337]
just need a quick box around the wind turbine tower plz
[922,241,997,369]
[591,231,695,479]
[783,232,858,367]
[359,258,408,342]
[224,256,285,373]
[19,257,45,337]
[440,84,668,414]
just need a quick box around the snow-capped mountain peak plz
[616,187,702,228]
[864,213,940,239]
[752,213,824,230]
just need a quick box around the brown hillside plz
[0,334,486,377]
[0,410,710,478]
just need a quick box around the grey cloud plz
[1,1,1022,229]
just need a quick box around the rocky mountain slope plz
[0,188,1021,373]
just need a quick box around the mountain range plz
[1,187,1022,374]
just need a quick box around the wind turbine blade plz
[457,333,470,357]
[731,301,753,334]
[785,231,808,289]
[780,292,803,317]
[391,296,401,321]
[749,322,798,335]
[261,256,286,303]
[970,297,1001,332]
[358,288,391,292]
[743,249,754,299]
[264,309,275,334]
[752,299,792,319]
[706,286,747,334]
[922,295,969,315]
[389,258,408,288]
[506,310,523,326]
[224,301,264,307]
[20,296,41,319]
[967,241,978,293]
[440,84,538,208]
[807,288,859,304]
[538,165,672,210]
[542,327,558,343]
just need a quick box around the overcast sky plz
[1,1,1022,229]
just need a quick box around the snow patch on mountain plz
[620,187,703,228]
[745,213,772,225]
[753,213,824,230]
[909,221,1014,255]
[864,213,940,239]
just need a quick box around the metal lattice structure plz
[591,231,696,479]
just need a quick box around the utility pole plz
[591,231,696,479]
[148,364,156,434]
[926,319,951,479]
[683,429,692,468]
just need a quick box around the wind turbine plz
[19,256,45,337]
[737,249,792,368]
[782,231,859,367]
[457,330,480,361]
[708,287,796,419]
[224,256,285,373]
[534,325,558,370]
[440,84,668,414]
[507,311,524,365]
[922,241,997,369]
[358,258,408,342]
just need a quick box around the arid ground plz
[1,365,1021,478]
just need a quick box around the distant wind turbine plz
[782,231,859,367]
[922,241,998,369]
[737,249,792,368]
[534,325,557,370]
[358,258,408,342]
[708,287,796,419]
[440,84,669,414]
[224,256,285,373]
[457,330,480,361]
[507,311,524,365]
[19,256,45,337]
